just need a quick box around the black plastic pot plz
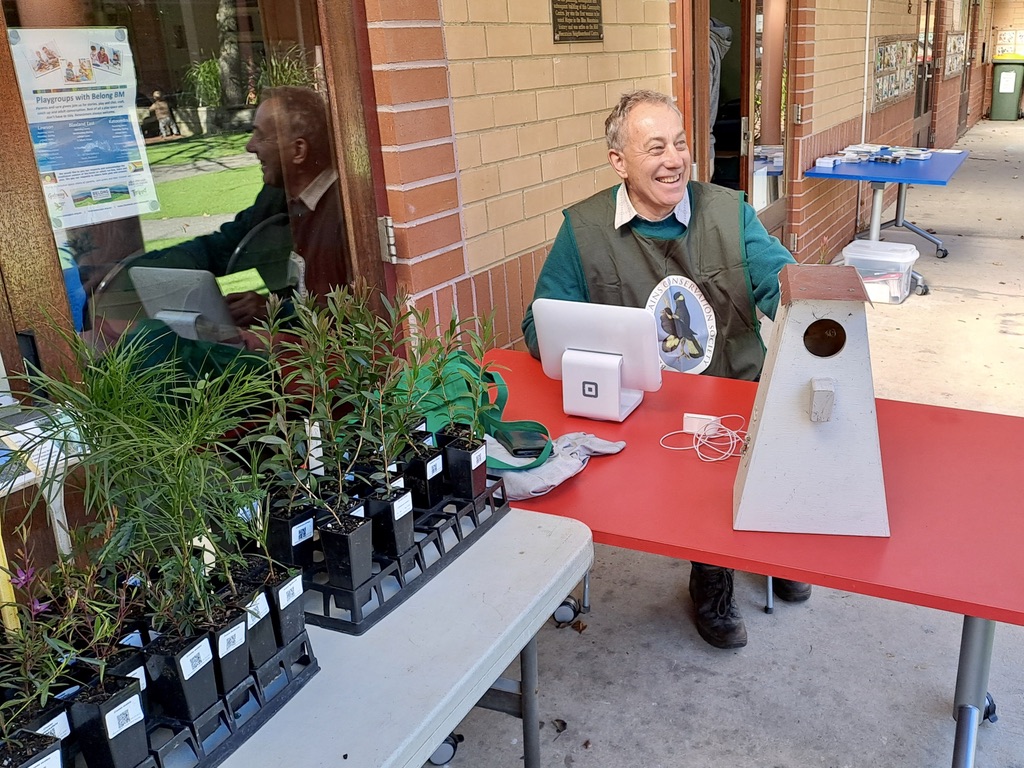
[366,488,415,558]
[0,730,61,768]
[241,586,278,669]
[23,698,73,765]
[227,556,279,670]
[318,509,373,590]
[69,675,148,768]
[444,436,488,500]
[208,610,249,694]
[402,445,447,509]
[268,571,306,648]
[106,647,149,715]
[143,633,219,722]
[266,503,318,569]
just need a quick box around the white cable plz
[660,414,748,462]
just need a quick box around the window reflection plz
[6,0,347,358]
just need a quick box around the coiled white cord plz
[660,414,748,462]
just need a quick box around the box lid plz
[842,240,920,265]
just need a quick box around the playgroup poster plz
[7,27,159,230]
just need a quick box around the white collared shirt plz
[613,183,692,229]
[297,168,339,212]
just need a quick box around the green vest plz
[565,182,765,381]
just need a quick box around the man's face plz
[246,100,286,188]
[608,102,691,221]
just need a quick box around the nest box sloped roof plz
[779,264,870,306]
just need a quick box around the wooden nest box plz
[733,264,890,537]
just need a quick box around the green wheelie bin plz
[991,60,1024,121]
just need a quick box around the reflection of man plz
[93,86,347,329]
[521,90,804,651]
[230,85,347,324]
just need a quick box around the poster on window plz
[7,27,159,230]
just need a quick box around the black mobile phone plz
[495,429,548,458]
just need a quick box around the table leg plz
[891,183,947,256]
[521,636,540,768]
[950,616,996,768]
[868,182,885,240]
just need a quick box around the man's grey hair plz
[605,90,683,152]
[261,85,332,163]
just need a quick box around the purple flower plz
[29,598,50,618]
[10,566,35,589]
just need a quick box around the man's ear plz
[291,137,310,165]
[608,148,628,181]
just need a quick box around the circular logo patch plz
[646,276,716,374]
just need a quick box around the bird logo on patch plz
[660,289,704,358]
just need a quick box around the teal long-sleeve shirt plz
[521,185,795,357]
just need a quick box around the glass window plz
[5,0,349,364]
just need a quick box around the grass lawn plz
[144,235,193,251]
[146,133,252,167]
[143,165,263,220]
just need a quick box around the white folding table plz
[220,509,593,768]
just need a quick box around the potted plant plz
[0,554,82,768]
[422,314,499,501]
[22,330,276,721]
[253,290,380,590]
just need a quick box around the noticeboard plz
[552,0,603,43]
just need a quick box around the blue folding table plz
[805,150,969,258]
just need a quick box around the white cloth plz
[486,432,626,500]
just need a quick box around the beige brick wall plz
[992,0,1024,39]
[809,1,921,133]
[444,0,674,273]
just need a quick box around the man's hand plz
[226,291,269,325]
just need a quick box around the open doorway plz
[709,0,788,236]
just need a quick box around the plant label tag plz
[427,455,443,479]
[218,621,247,658]
[34,710,71,740]
[471,445,487,469]
[104,694,144,739]
[349,505,365,518]
[237,500,259,523]
[25,750,62,768]
[393,476,405,489]
[393,491,413,520]
[414,419,428,432]
[292,517,314,546]
[125,664,147,691]
[246,592,270,628]
[278,574,303,610]
[119,629,144,648]
[305,419,324,476]
[180,637,213,681]
[422,433,436,448]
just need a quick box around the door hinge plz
[740,116,751,156]
[378,216,397,264]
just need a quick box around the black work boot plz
[688,563,747,649]
[772,578,812,602]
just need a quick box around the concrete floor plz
[444,120,1024,768]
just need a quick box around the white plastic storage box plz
[842,240,920,304]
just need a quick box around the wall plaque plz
[552,0,603,43]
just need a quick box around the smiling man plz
[522,89,803,650]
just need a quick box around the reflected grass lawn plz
[143,165,262,220]
[145,133,252,167]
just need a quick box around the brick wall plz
[368,0,677,350]
[811,3,870,131]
